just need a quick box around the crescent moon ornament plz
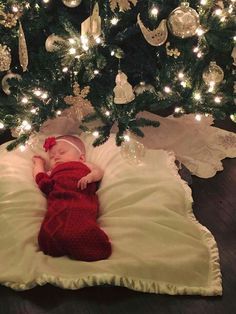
[137,14,168,46]
[1,71,22,95]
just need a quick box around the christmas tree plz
[0,0,235,150]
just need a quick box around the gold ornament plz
[81,3,101,40]
[168,2,200,38]
[45,34,65,52]
[165,42,181,58]
[0,44,11,72]
[62,0,82,8]
[110,0,137,12]
[0,10,18,28]
[64,83,94,121]
[1,71,22,95]
[134,81,155,95]
[18,21,28,72]
[137,15,168,46]
[113,71,135,104]
[121,134,145,165]
[202,61,224,86]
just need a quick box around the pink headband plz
[43,137,82,154]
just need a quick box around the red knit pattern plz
[36,161,111,261]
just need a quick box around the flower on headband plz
[43,137,56,152]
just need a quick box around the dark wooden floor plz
[0,119,236,314]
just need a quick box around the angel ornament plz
[113,71,135,104]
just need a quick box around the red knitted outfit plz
[35,161,111,261]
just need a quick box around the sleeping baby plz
[32,135,112,261]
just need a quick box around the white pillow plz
[0,134,222,295]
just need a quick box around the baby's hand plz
[77,175,93,190]
[32,155,45,165]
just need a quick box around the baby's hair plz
[56,135,86,155]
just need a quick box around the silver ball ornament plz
[1,72,22,95]
[202,62,224,86]
[62,0,82,8]
[134,81,155,95]
[168,2,200,38]
[45,34,65,52]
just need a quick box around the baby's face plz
[48,141,83,168]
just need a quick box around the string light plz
[34,90,42,96]
[56,110,62,115]
[62,67,69,73]
[111,50,115,56]
[21,97,29,104]
[105,110,110,116]
[95,37,102,44]
[111,17,119,25]
[230,114,236,123]
[195,114,202,121]
[214,8,223,16]
[41,92,48,99]
[180,81,187,88]
[12,5,19,12]
[68,38,76,44]
[178,72,184,79]
[150,7,159,17]
[69,47,76,54]
[19,145,26,152]
[174,107,184,114]
[124,134,130,142]
[164,86,171,93]
[21,120,31,131]
[194,92,201,100]
[196,27,205,36]
[30,108,37,114]
[200,0,207,5]
[42,0,50,3]
[214,96,221,103]
[0,122,4,129]
[92,131,99,137]
[94,69,99,75]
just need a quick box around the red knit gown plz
[35,161,111,261]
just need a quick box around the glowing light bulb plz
[105,110,110,116]
[178,72,184,79]
[12,5,19,12]
[180,81,187,88]
[111,17,119,25]
[195,114,202,121]
[21,97,28,104]
[150,7,159,17]
[0,122,4,129]
[174,107,184,113]
[95,37,101,44]
[94,69,99,75]
[124,134,130,142]
[200,0,207,5]
[41,93,48,99]
[215,8,222,15]
[56,110,62,116]
[68,38,76,44]
[196,27,205,36]
[62,67,69,73]
[42,0,50,3]
[92,131,99,138]
[194,92,201,100]
[69,47,76,54]
[164,86,171,93]
[214,96,221,103]
[193,47,199,53]
[30,108,37,114]
[111,50,115,56]
[34,90,42,96]
[19,145,26,152]
[197,51,203,58]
